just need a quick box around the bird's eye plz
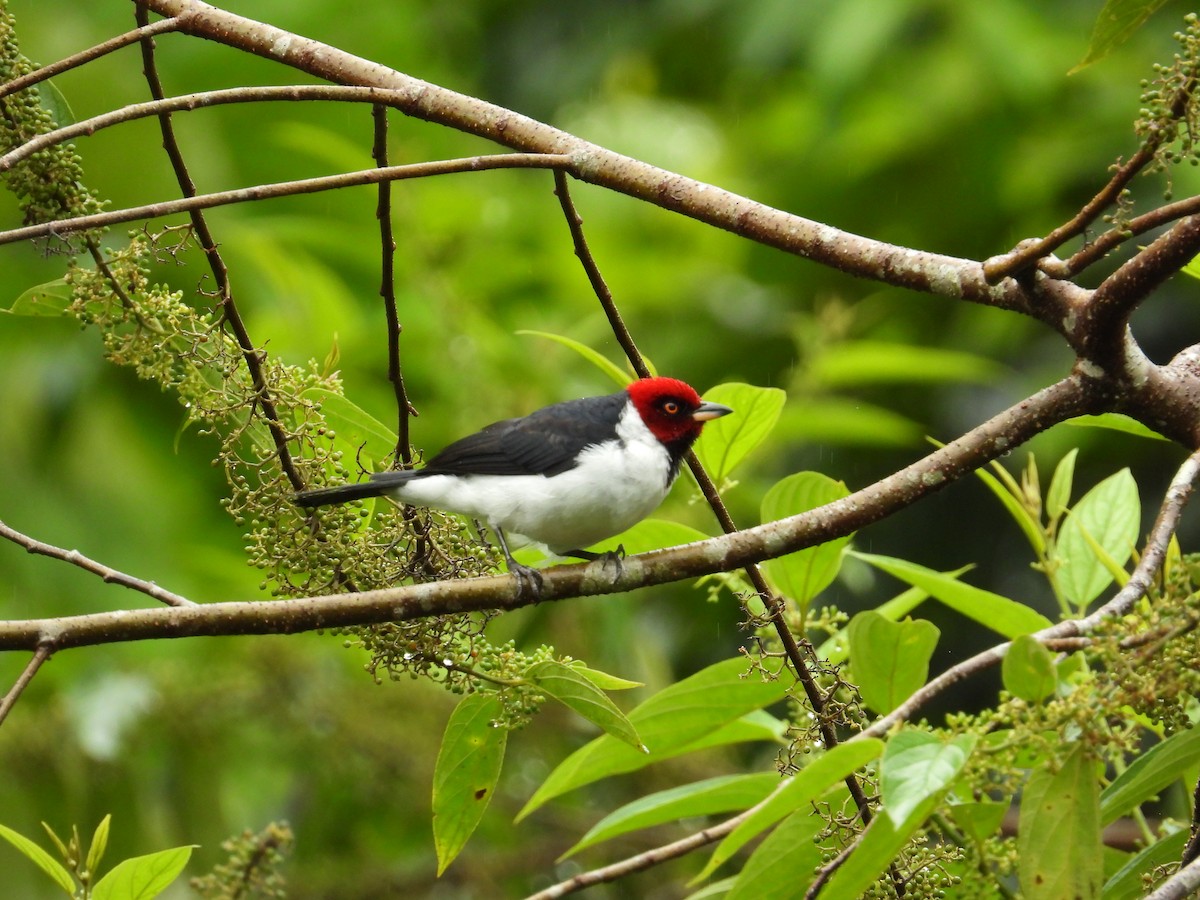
[662,400,681,415]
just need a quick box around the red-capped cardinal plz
[295,376,732,593]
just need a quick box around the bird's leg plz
[492,527,544,599]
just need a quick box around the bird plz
[294,376,733,594]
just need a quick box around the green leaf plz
[760,472,851,609]
[1062,414,1168,441]
[86,814,112,879]
[519,658,788,819]
[1071,0,1171,73]
[1100,728,1200,825]
[692,382,785,484]
[585,517,709,556]
[0,824,75,896]
[776,397,922,447]
[948,800,1008,844]
[1054,469,1139,609]
[1102,829,1188,899]
[563,773,779,859]
[36,80,75,127]
[302,388,398,468]
[1002,634,1058,703]
[847,611,939,715]
[91,845,195,900]
[4,278,72,316]
[808,341,1002,387]
[432,693,508,874]
[1046,448,1078,522]
[698,739,884,882]
[853,552,1052,638]
[821,777,948,900]
[1018,743,1103,900]
[975,463,1044,555]
[725,806,826,900]
[566,662,643,691]
[880,729,976,826]
[527,660,643,750]
[818,581,944,665]
[515,331,633,387]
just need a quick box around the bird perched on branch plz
[295,376,732,594]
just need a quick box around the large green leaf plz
[847,612,940,715]
[821,734,960,900]
[1102,829,1188,899]
[519,658,788,819]
[563,773,779,858]
[0,823,75,896]
[4,278,72,316]
[91,845,195,900]
[1071,0,1171,72]
[515,331,633,387]
[697,738,883,882]
[725,806,826,900]
[1018,743,1102,900]
[760,472,851,609]
[432,693,508,874]
[526,660,643,750]
[692,382,785,483]
[302,388,398,468]
[1054,469,1140,610]
[853,552,1051,638]
[808,341,1002,387]
[1100,727,1200,825]
[880,729,976,826]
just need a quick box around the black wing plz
[421,391,627,477]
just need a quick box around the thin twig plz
[551,170,647,376]
[0,84,424,175]
[523,804,758,899]
[372,102,414,463]
[0,153,576,247]
[983,75,1199,283]
[1067,193,1200,275]
[0,16,181,102]
[0,644,52,728]
[0,518,194,607]
[136,6,303,491]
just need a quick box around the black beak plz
[692,401,733,422]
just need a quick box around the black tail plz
[294,470,419,508]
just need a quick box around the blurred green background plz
[1,1,1198,896]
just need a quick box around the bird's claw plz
[508,560,544,600]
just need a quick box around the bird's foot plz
[506,559,545,600]
[568,545,625,583]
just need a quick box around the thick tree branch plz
[1081,216,1200,368]
[0,376,1089,652]
[132,0,1058,318]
